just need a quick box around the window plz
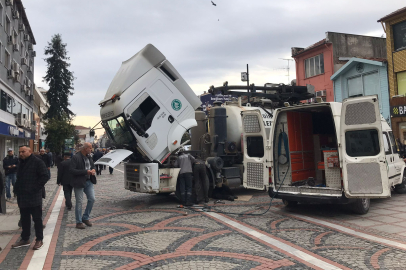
[0,3,3,26]
[0,90,7,111]
[20,41,24,56]
[348,76,363,97]
[0,42,2,63]
[345,129,380,157]
[105,116,133,145]
[383,132,391,155]
[13,101,21,115]
[247,136,264,157]
[20,69,23,84]
[5,15,10,35]
[4,49,10,69]
[388,131,399,154]
[398,71,406,96]
[393,21,406,51]
[6,95,12,113]
[130,96,160,131]
[305,54,324,78]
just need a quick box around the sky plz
[23,0,405,136]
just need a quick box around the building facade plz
[292,32,386,102]
[33,85,48,152]
[0,0,36,162]
[378,7,406,140]
[331,57,390,121]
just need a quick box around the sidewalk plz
[0,197,21,252]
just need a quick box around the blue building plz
[331,57,390,122]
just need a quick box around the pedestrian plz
[193,157,209,204]
[0,172,4,213]
[92,149,103,175]
[39,149,51,179]
[106,149,114,174]
[3,149,18,201]
[175,151,195,206]
[12,145,48,250]
[46,149,53,168]
[69,142,96,229]
[57,153,74,210]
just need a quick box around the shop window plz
[345,129,380,157]
[398,71,406,96]
[305,54,324,78]
[6,94,12,113]
[393,21,406,51]
[247,136,264,158]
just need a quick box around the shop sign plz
[391,105,406,117]
[8,126,19,136]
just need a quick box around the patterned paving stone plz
[170,216,224,230]
[59,258,117,270]
[317,249,370,270]
[107,231,187,252]
[273,230,320,249]
[277,219,318,229]
[103,211,174,225]
[205,234,284,259]
[382,250,406,269]
[151,260,240,270]
[63,226,117,248]
[323,233,371,247]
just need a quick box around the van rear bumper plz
[269,189,355,204]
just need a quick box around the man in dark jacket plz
[39,149,51,179]
[174,151,195,206]
[3,149,18,200]
[57,153,73,210]
[12,145,48,250]
[70,142,96,229]
[46,149,53,168]
[92,149,103,175]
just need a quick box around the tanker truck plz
[95,43,314,195]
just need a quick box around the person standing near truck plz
[57,153,74,210]
[3,149,18,201]
[175,151,195,206]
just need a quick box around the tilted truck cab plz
[263,95,406,214]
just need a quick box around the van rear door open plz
[341,95,390,198]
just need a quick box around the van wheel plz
[351,198,370,215]
[282,199,298,207]
[395,179,406,194]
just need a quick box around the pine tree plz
[43,34,75,120]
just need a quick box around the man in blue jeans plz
[3,149,18,201]
[69,142,96,229]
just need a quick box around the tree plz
[44,114,75,153]
[43,34,75,120]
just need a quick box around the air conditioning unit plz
[21,84,27,92]
[321,90,327,96]
[16,112,25,127]
[27,66,32,73]
[19,23,25,32]
[24,34,30,41]
[21,58,27,66]
[30,94,34,101]
[24,119,30,128]
[5,0,13,6]
[7,35,14,45]
[13,44,19,52]
[7,70,15,79]
[315,91,322,97]
[25,88,30,96]
[28,44,33,51]
[32,51,36,57]
[12,10,19,19]
[14,73,20,82]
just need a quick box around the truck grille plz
[126,164,140,183]
[247,162,263,189]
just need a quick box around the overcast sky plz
[23,0,404,135]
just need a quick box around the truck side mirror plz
[89,130,95,137]
[127,118,149,138]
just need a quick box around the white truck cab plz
[242,95,406,214]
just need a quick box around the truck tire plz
[351,198,370,215]
[282,199,298,207]
[395,177,406,194]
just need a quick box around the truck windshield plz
[105,116,133,145]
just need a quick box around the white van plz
[268,95,406,214]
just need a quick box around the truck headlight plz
[144,166,150,174]
[142,176,149,185]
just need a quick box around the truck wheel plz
[282,199,298,207]
[395,178,406,194]
[351,198,370,215]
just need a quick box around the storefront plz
[390,96,406,142]
[0,121,35,161]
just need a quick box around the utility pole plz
[246,64,249,90]
[279,58,293,84]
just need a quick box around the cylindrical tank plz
[209,102,227,156]
[191,107,207,151]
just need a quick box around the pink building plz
[292,32,387,102]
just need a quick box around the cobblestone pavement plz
[1,165,406,269]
